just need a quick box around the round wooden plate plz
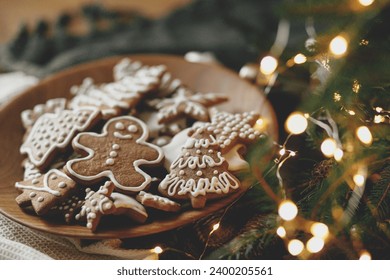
[0,54,277,239]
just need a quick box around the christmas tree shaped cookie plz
[20,107,100,170]
[66,116,164,193]
[158,133,241,208]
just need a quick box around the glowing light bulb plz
[254,118,266,131]
[288,239,304,256]
[374,115,385,123]
[306,237,325,253]
[356,126,373,145]
[260,56,278,75]
[358,0,374,7]
[329,36,348,56]
[285,112,308,135]
[353,174,365,187]
[348,110,356,116]
[278,200,298,221]
[212,223,220,231]
[276,226,286,238]
[310,223,329,239]
[279,148,286,156]
[152,246,163,254]
[293,53,307,64]
[321,138,337,157]
[334,148,344,162]
[359,250,372,260]
[375,107,383,113]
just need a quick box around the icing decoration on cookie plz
[20,107,100,170]
[113,58,143,81]
[158,134,240,208]
[50,193,84,224]
[69,77,130,118]
[66,116,164,193]
[111,192,148,223]
[138,111,187,139]
[161,127,192,170]
[75,181,116,232]
[157,72,182,97]
[21,98,67,131]
[15,169,77,215]
[191,111,262,152]
[22,159,42,180]
[152,87,228,124]
[136,191,181,212]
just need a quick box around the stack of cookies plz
[15,58,263,232]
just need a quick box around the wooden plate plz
[0,54,277,239]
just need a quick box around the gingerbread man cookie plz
[15,169,78,215]
[66,116,164,193]
[20,107,100,170]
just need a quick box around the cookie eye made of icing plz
[127,124,138,133]
[115,122,125,130]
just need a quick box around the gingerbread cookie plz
[75,181,116,232]
[111,192,148,223]
[20,107,100,170]
[66,115,164,193]
[69,77,128,119]
[191,111,262,153]
[21,98,67,130]
[137,111,187,139]
[152,87,228,124]
[158,133,241,208]
[113,58,143,81]
[15,169,78,215]
[22,159,42,180]
[50,193,84,223]
[136,191,181,212]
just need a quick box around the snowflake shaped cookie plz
[152,87,228,124]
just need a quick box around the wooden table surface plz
[0,0,191,43]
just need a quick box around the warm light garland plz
[329,35,348,56]
[260,55,278,75]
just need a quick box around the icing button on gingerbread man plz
[66,116,164,193]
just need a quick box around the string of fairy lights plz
[148,0,383,260]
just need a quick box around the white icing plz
[114,132,133,139]
[112,144,120,150]
[109,151,118,157]
[159,171,240,198]
[171,151,225,170]
[115,122,125,130]
[111,192,147,217]
[106,158,115,165]
[137,191,179,206]
[15,169,71,197]
[127,125,138,132]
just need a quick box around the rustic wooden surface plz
[0,54,278,238]
[0,0,191,43]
